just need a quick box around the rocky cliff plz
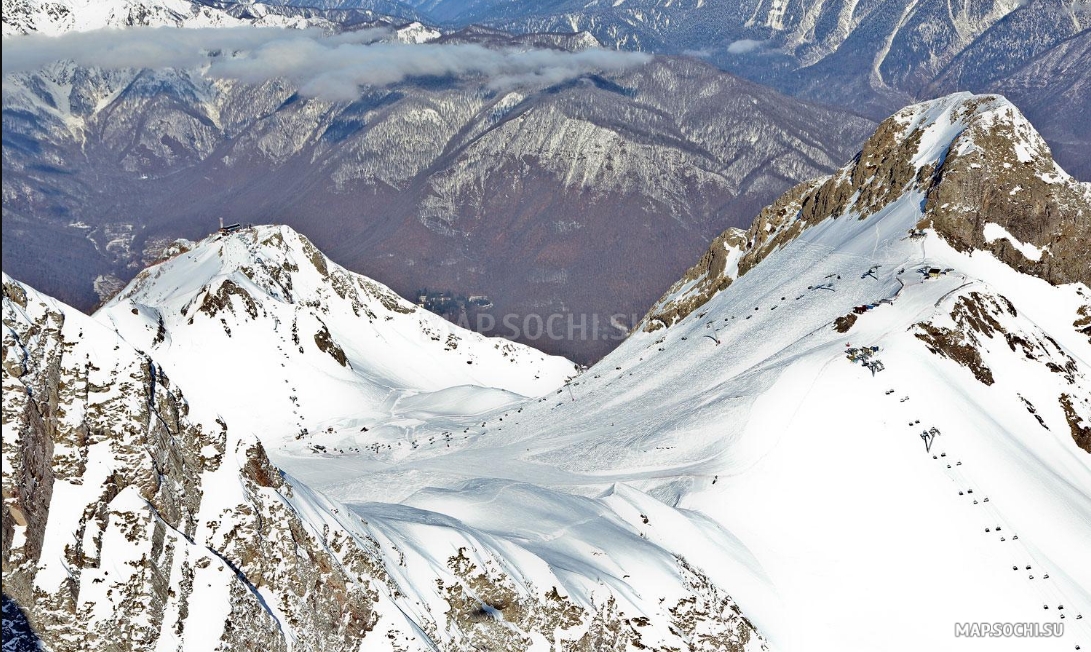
[2,272,389,650]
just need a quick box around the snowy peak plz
[798,91,1088,260]
[916,95,1091,287]
[644,92,1091,330]
[117,224,420,329]
[97,224,575,448]
[839,92,1089,286]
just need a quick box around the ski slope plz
[286,196,1091,652]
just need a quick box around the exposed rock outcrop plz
[2,272,386,651]
[642,93,1091,331]
[919,97,1091,286]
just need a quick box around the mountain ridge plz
[643,92,1091,333]
[95,223,578,447]
[349,0,1090,180]
[261,91,1091,651]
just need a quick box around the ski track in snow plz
[274,186,1090,651]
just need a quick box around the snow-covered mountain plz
[94,224,577,449]
[256,92,1089,651]
[5,80,1090,650]
[3,5,1089,645]
[2,270,402,651]
[2,271,767,651]
[369,0,1090,178]
[1,0,307,34]
[645,91,1091,329]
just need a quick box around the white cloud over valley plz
[1,26,653,100]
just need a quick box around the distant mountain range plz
[272,0,1090,179]
[2,2,874,362]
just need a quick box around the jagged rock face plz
[919,97,1091,286]
[913,290,1078,387]
[1,272,388,651]
[912,286,1091,452]
[642,92,1091,331]
[433,545,760,651]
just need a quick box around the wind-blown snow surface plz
[96,225,577,450]
[262,96,1091,651]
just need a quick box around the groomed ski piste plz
[91,93,1091,651]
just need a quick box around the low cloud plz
[210,38,652,101]
[726,39,765,55]
[1,26,653,100]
